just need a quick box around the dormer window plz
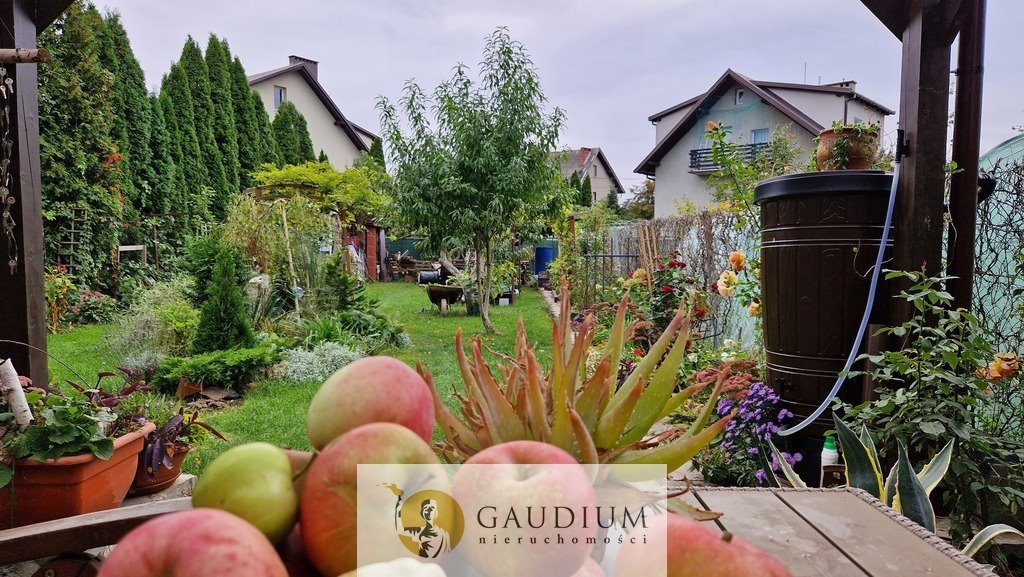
[735,89,745,105]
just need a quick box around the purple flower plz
[747,447,759,456]
[755,469,767,483]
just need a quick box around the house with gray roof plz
[249,55,377,168]
[635,69,894,217]
[558,147,625,204]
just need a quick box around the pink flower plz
[661,285,673,294]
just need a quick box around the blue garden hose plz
[778,159,902,436]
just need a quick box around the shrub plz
[192,245,256,354]
[108,276,199,358]
[66,289,119,325]
[845,270,1024,544]
[182,234,250,306]
[44,265,76,333]
[151,345,280,394]
[280,341,363,383]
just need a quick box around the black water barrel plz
[755,171,894,436]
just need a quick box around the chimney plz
[289,55,319,80]
[578,147,591,169]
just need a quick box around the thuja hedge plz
[151,345,280,394]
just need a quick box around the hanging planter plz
[815,121,881,170]
[0,422,155,529]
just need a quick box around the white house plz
[558,147,625,204]
[249,55,377,168]
[635,69,894,217]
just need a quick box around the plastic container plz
[820,435,840,486]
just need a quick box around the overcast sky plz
[101,0,1022,192]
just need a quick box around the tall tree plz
[160,66,211,223]
[205,35,241,196]
[229,55,261,189]
[145,95,178,218]
[580,174,593,207]
[179,36,230,217]
[368,137,386,168]
[603,186,621,215]
[38,2,125,287]
[97,11,153,223]
[251,91,281,166]
[622,180,655,220]
[379,28,565,332]
[272,101,316,166]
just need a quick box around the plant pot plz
[127,443,190,497]
[0,422,155,529]
[816,128,880,170]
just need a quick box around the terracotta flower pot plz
[128,443,190,498]
[0,422,155,529]
[816,127,880,170]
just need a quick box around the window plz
[274,85,287,110]
[751,128,770,145]
[592,165,598,177]
[735,89,745,105]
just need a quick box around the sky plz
[100,0,1023,194]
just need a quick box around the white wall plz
[654,104,696,144]
[253,71,364,168]
[591,159,617,202]
[767,88,886,131]
[652,86,818,218]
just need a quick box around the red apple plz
[97,508,288,577]
[276,524,320,577]
[613,512,792,577]
[306,356,435,450]
[452,441,597,577]
[300,422,444,577]
[573,557,606,577]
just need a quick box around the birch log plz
[0,48,52,64]
[0,359,32,430]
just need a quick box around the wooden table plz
[0,488,999,576]
[683,487,997,577]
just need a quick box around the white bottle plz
[820,436,840,486]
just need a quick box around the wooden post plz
[946,0,987,310]
[860,0,964,327]
[0,0,48,383]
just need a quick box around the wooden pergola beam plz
[0,0,74,383]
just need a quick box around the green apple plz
[192,442,298,545]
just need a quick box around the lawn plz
[49,283,555,475]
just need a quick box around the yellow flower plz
[631,268,648,281]
[707,120,720,131]
[729,250,747,272]
[747,302,761,317]
[718,284,735,297]
[975,352,1020,381]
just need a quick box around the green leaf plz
[961,524,1024,558]
[755,440,781,488]
[834,415,883,498]
[916,439,954,498]
[893,440,935,532]
[89,438,115,460]
[918,421,946,436]
[0,463,13,489]
[883,463,898,507]
[768,439,807,488]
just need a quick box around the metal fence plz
[580,253,640,307]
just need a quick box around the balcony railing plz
[689,143,770,173]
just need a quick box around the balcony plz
[689,143,770,173]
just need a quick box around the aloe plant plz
[419,281,736,473]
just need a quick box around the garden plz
[1,4,1023,577]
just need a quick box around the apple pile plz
[97,354,793,577]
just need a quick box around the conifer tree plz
[604,186,621,214]
[205,35,241,195]
[272,101,315,166]
[579,174,593,207]
[146,95,178,218]
[229,55,261,189]
[251,91,281,166]
[38,2,124,287]
[192,244,256,354]
[179,36,230,217]
[368,137,385,167]
[98,12,153,219]
[160,66,208,204]
[318,150,329,163]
